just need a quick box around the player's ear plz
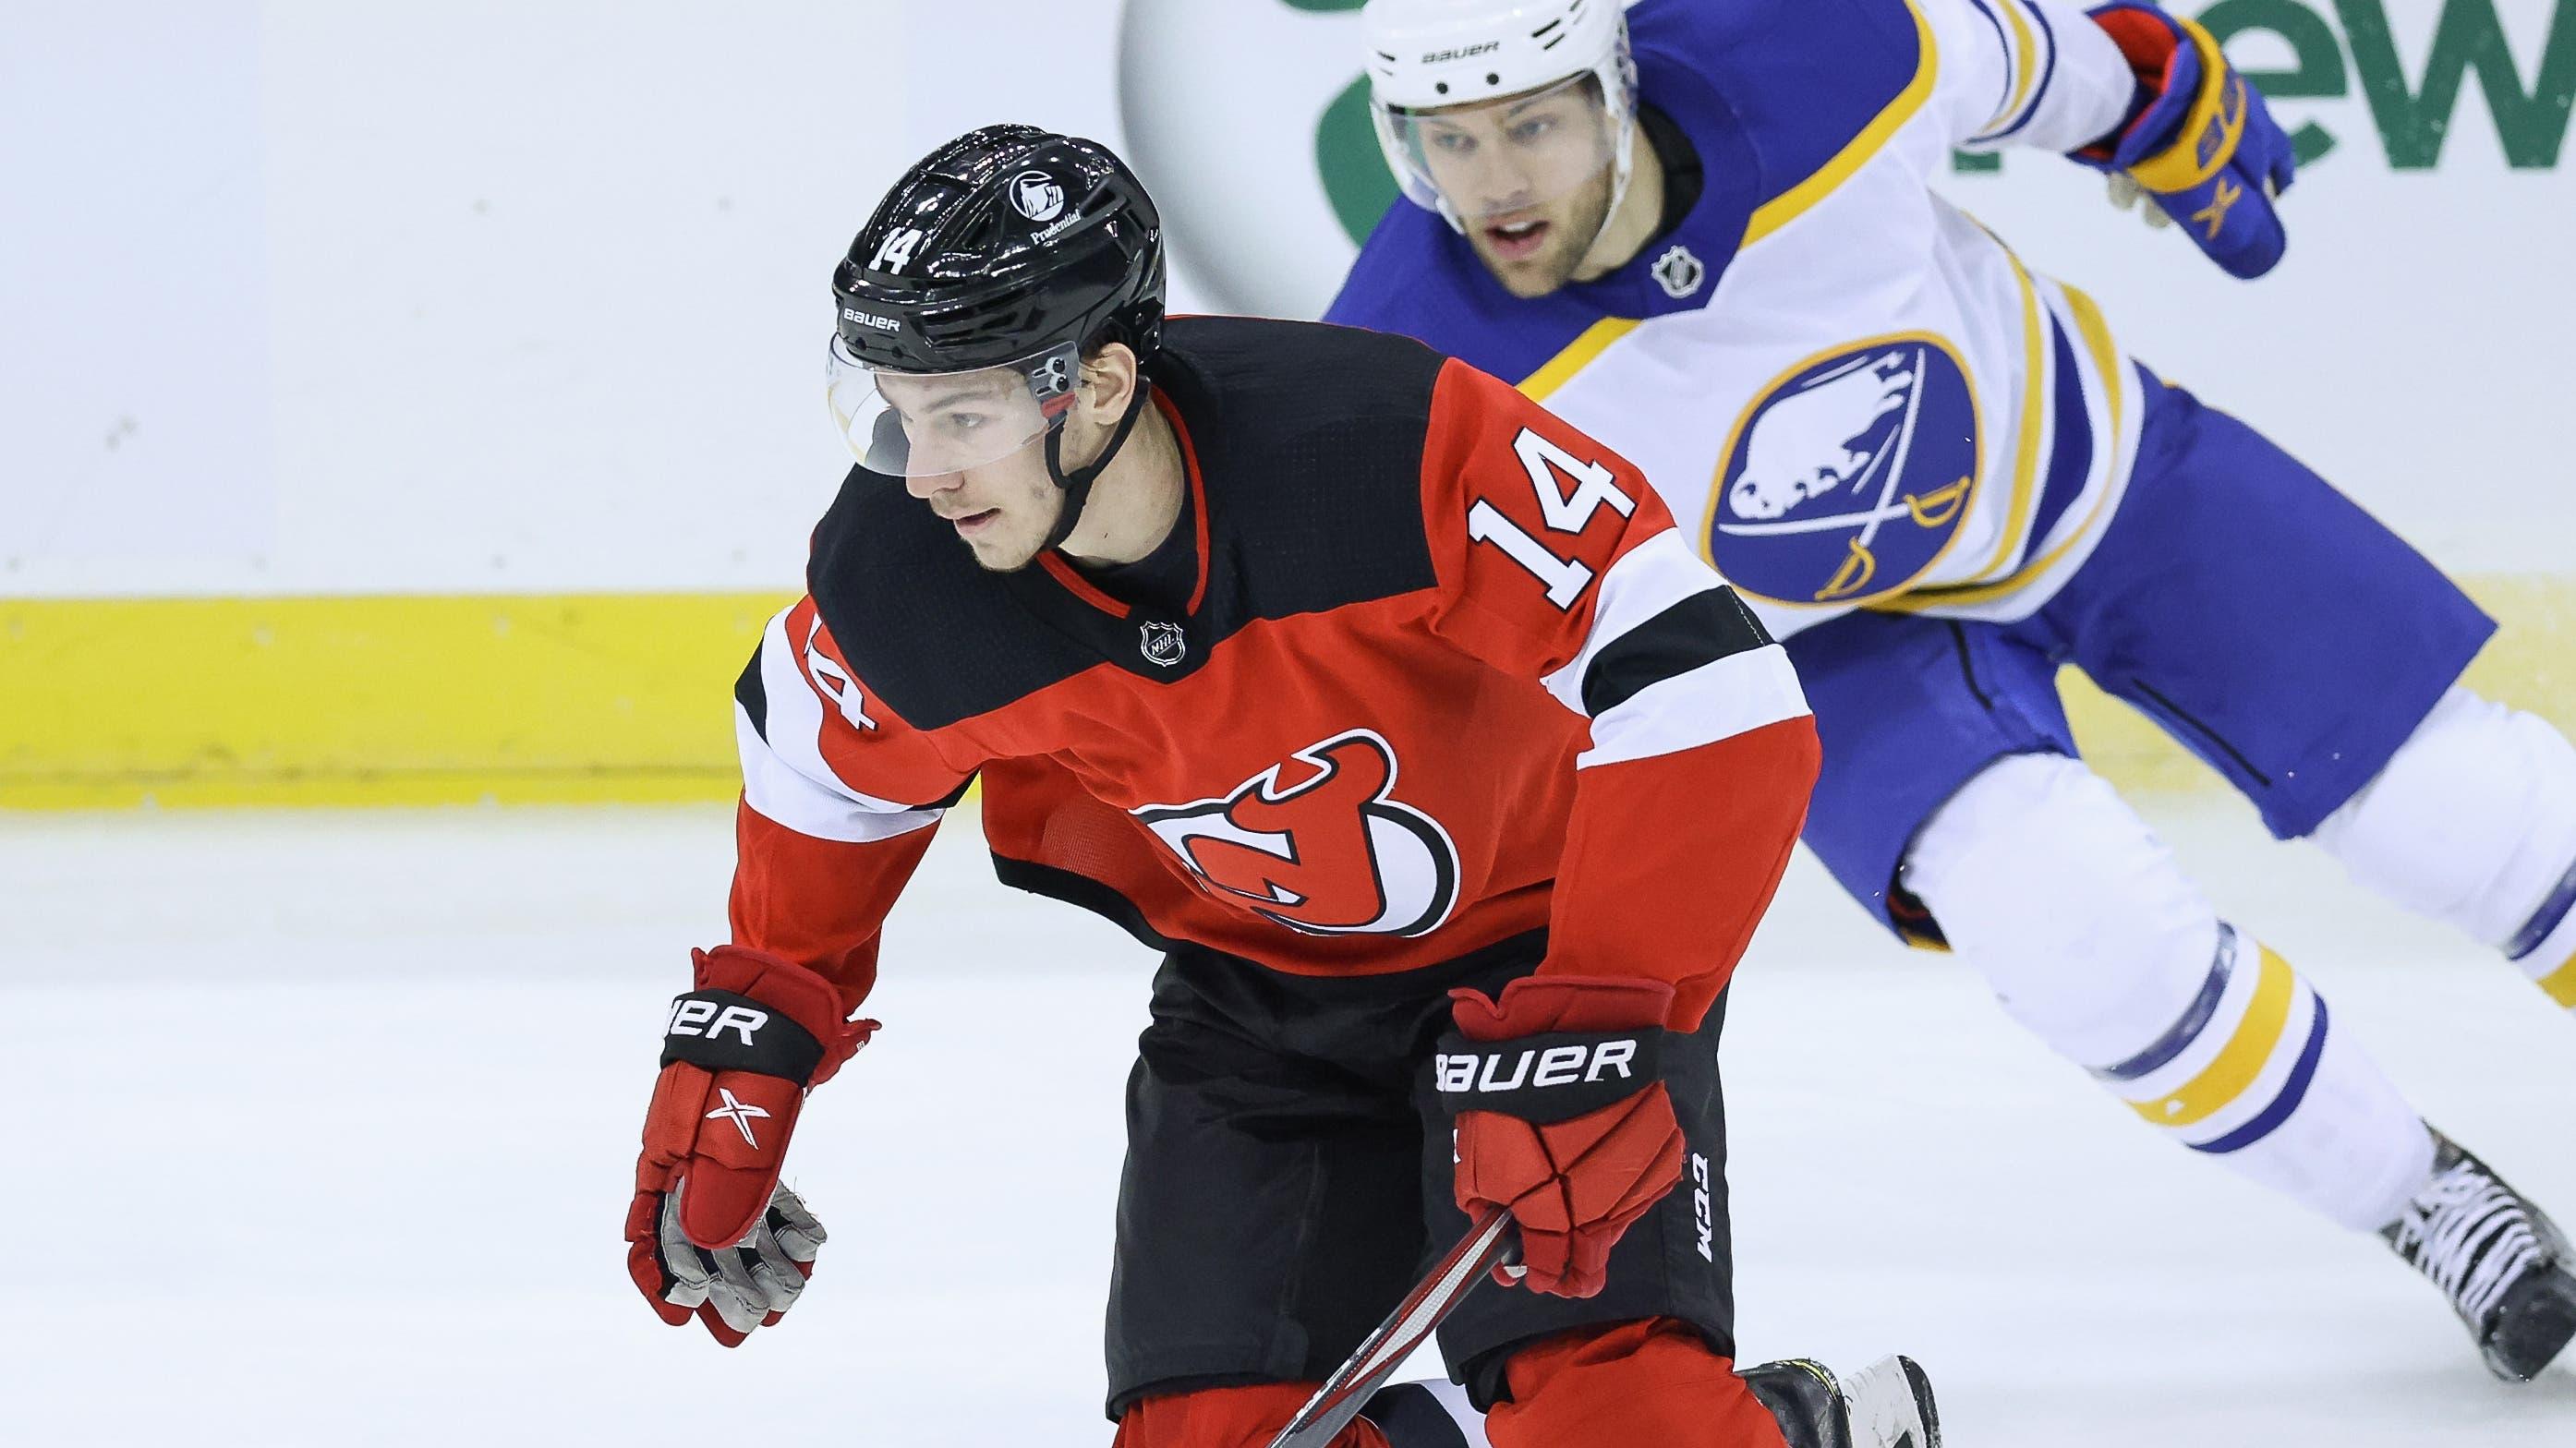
[1077,342,1140,424]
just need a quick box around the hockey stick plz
[1264,1209,1521,1448]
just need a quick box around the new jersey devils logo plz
[1134,730,1461,937]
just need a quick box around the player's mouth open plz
[952,508,1001,534]
[1484,217,1550,260]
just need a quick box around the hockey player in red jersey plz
[620,126,1936,1448]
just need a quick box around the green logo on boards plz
[1119,0,2570,317]
[1319,75,1400,243]
[1958,0,2576,173]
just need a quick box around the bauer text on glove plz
[1438,973,1686,1298]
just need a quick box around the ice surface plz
[5,799,2573,1444]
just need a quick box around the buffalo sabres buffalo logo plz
[1134,730,1461,937]
[1009,169,1068,223]
[1708,336,1979,606]
[1139,621,1186,667]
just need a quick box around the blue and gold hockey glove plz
[2074,3,2297,279]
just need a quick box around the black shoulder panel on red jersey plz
[734,645,768,743]
[804,458,1109,733]
[805,316,1451,733]
[1154,316,1445,627]
[1579,585,1772,717]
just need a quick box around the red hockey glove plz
[1436,975,1684,1299]
[623,945,873,1345]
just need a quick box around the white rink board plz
[6,1,2570,597]
[6,802,2576,1444]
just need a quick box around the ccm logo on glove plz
[1434,1029,1661,1124]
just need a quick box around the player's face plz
[1408,82,1618,298]
[877,371,1069,573]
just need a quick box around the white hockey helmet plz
[1361,0,1639,234]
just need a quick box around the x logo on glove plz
[2192,176,2243,242]
[705,1088,773,1148]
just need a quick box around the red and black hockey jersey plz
[729,317,1818,1032]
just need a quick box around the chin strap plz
[1039,380,1155,553]
[1574,106,1644,270]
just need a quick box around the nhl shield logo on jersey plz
[1708,336,1980,607]
[1651,244,1706,299]
[1133,730,1461,937]
[1139,621,1187,668]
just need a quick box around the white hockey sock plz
[2513,896,2576,1011]
[2315,687,2576,1011]
[2087,924,2435,1231]
[1906,754,2436,1233]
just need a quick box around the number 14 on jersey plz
[1467,428,1636,609]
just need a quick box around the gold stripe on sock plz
[2128,946,2297,1128]
[2534,950,2576,1009]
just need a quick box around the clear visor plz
[1374,73,1619,223]
[825,334,1079,477]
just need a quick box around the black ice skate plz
[2383,1132,2576,1382]
[1743,1355,1940,1448]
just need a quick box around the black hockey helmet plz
[827,125,1166,493]
[831,124,1164,373]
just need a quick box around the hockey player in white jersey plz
[1327,0,2576,1382]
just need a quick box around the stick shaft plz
[1264,1210,1518,1448]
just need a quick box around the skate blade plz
[2484,1264,2576,1382]
[1842,1354,1940,1448]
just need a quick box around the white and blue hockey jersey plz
[1328,0,2148,640]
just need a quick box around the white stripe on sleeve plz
[1540,530,1728,717]
[1578,644,1810,769]
[737,706,943,843]
[1975,0,2139,152]
[738,607,945,843]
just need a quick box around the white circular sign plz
[1118,0,1385,320]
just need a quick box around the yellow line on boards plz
[2,577,2569,810]
[2,591,792,809]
